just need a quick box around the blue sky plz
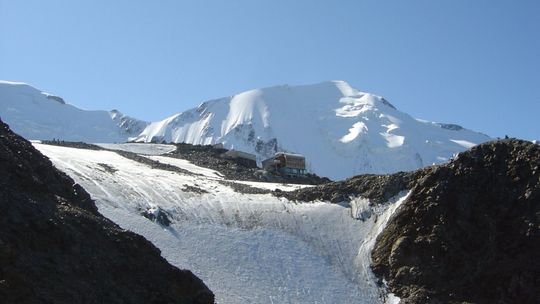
[1,0,538,140]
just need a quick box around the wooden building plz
[262,152,307,176]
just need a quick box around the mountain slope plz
[0,81,147,142]
[0,118,213,304]
[133,81,490,180]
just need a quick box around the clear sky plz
[1,0,538,140]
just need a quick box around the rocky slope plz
[0,118,214,304]
[371,140,540,304]
[279,169,425,204]
[166,143,331,184]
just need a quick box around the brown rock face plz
[371,140,540,304]
[0,118,214,304]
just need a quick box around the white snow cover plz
[35,143,409,304]
[96,143,177,155]
[1,79,491,179]
[0,81,147,142]
[133,81,491,180]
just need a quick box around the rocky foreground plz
[0,118,214,304]
[372,140,539,303]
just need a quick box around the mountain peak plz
[0,79,490,179]
[308,80,397,110]
[133,81,490,179]
[328,79,357,94]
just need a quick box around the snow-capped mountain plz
[0,79,491,179]
[133,81,491,180]
[0,81,147,142]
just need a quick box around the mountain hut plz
[262,152,307,176]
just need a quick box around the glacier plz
[34,142,409,304]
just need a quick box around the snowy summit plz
[0,80,490,180]
[132,81,490,179]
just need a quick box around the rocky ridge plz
[278,169,428,204]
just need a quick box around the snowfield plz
[35,143,406,304]
[96,142,177,155]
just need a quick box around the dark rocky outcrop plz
[278,169,431,204]
[0,119,214,304]
[371,140,540,304]
[41,139,105,150]
[141,207,172,227]
[45,94,66,104]
[218,180,272,195]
